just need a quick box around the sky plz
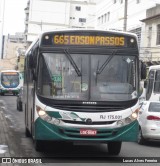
[3,0,28,35]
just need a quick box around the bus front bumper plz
[0,89,19,94]
[34,118,139,142]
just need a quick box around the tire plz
[34,140,44,152]
[137,128,146,145]
[25,127,31,137]
[108,141,122,155]
[19,102,22,111]
[17,103,19,110]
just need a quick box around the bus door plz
[146,70,155,100]
[24,56,34,135]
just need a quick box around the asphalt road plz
[0,95,160,166]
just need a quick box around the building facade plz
[25,0,96,42]
[0,33,26,71]
[140,4,160,65]
[95,0,160,65]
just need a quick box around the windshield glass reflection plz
[37,52,137,101]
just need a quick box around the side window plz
[146,70,154,100]
[28,51,32,83]
[154,70,160,93]
[24,57,28,84]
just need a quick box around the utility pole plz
[0,0,5,59]
[123,0,128,31]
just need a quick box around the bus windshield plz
[1,73,19,88]
[37,52,137,101]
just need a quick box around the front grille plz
[62,120,115,125]
[52,104,126,112]
[38,95,138,112]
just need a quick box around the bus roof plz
[41,29,138,38]
[0,70,19,73]
[149,65,160,70]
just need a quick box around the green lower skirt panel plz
[34,118,139,142]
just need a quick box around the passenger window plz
[146,70,154,100]
[154,70,160,93]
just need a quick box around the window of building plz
[130,27,141,47]
[79,18,86,23]
[104,14,107,22]
[107,12,110,21]
[156,24,160,45]
[148,27,152,47]
[102,15,104,24]
[75,6,81,11]
[113,0,116,4]
[137,0,140,4]
[146,70,155,100]
[120,0,123,3]
[70,17,75,20]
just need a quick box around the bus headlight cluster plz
[116,108,139,127]
[36,106,60,125]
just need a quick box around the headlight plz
[36,106,60,125]
[117,120,124,127]
[125,108,139,124]
[117,108,139,126]
[38,110,46,116]
[131,108,139,119]
[131,112,138,119]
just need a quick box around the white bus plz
[0,70,21,95]
[145,65,160,101]
[23,29,146,154]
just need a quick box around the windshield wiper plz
[96,50,117,74]
[64,49,82,76]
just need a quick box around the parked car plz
[138,101,160,144]
[17,87,23,111]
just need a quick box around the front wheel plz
[34,140,44,152]
[108,141,122,155]
[17,103,19,110]
[137,128,146,145]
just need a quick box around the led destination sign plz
[2,72,18,75]
[53,35,125,46]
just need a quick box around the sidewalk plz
[0,101,45,166]
[0,101,17,166]
[0,101,13,165]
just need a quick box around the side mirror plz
[141,61,147,80]
[139,101,143,107]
